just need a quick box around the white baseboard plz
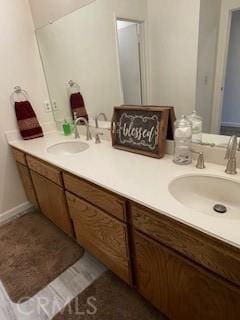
[221,122,240,128]
[0,202,34,225]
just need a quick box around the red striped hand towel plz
[15,101,44,140]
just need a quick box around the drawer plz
[12,148,26,166]
[131,202,240,287]
[63,173,126,221]
[66,192,131,283]
[26,155,62,186]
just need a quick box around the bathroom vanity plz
[10,134,240,320]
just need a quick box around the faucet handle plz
[95,132,104,144]
[86,126,92,141]
[196,152,205,169]
[191,149,205,169]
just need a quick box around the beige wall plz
[29,0,96,29]
[147,0,201,117]
[0,0,52,217]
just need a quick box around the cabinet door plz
[16,163,38,207]
[66,192,131,284]
[31,171,74,238]
[133,230,240,320]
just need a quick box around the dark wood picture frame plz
[111,105,173,158]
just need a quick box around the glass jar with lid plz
[187,110,203,144]
[173,115,192,165]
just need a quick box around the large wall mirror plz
[36,0,240,143]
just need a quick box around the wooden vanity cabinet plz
[16,163,38,207]
[12,148,38,207]
[66,191,131,284]
[133,230,240,320]
[131,203,240,320]
[63,173,127,221]
[31,171,74,237]
[24,155,74,238]
[11,147,240,319]
[130,203,240,287]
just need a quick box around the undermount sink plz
[169,175,240,219]
[47,141,89,156]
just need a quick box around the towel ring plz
[10,86,29,106]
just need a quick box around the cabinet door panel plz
[133,230,240,320]
[31,171,73,237]
[66,192,131,283]
[16,163,38,207]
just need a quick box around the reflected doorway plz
[116,19,145,105]
[221,10,240,136]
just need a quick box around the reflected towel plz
[15,101,43,140]
[70,92,88,121]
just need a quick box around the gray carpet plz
[0,212,84,303]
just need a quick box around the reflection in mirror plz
[116,19,145,105]
[36,0,239,143]
[37,0,147,124]
[220,10,240,137]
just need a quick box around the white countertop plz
[8,131,240,249]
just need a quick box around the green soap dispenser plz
[63,119,72,136]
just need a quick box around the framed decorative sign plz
[111,106,174,158]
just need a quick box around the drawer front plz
[131,203,240,287]
[133,230,240,320]
[27,155,62,186]
[63,173,126,221]
[66,192,131,283]
[17,163,38,207]
[12,148,26,166]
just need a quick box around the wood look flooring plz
[0,213,106,320]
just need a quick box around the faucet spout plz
[95,112,107,128]
[225,135,238,175]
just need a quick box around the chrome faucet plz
[225,135,238,175]
[74,115,92,141]
[95,112,107,128]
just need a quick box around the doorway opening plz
[116,19,146,105]
[221,10,240,136]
